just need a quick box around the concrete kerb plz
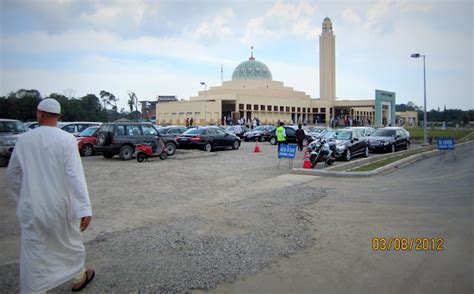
[291,140,473,177]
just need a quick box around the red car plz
[77,126,100,156]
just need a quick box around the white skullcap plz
[37,98,61,114]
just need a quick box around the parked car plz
[176,126,241,152]
[0,119,27,167]
[25,121,39,130]
[94,122,178,160]
[243,125,276,142]
[156,126,187,138]
[345,126,376,138]
[225,125,250,138]
[331,130,369,161]
[58,122,102,137]
[368,127,409,153]
[77,126,100,157]
[307,127,333,141]
[268,126,313,146]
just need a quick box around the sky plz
[1,0,472,111]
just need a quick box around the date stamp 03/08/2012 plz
[372,238,444,252]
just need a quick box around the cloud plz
[241,0,319,45]
[191,8,235,41]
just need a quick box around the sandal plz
[71,269,95,292]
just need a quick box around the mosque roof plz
[231,47,272,81]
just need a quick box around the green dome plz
[232,58,272,81]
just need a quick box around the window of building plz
[254,105,259,111]
[313,108,318,113]
[321,108,326,113]
[239,104,244,110]
[292,107,295,112]
[297,107,301,112]
[268,105,272,111]
[330,108,333,114]
[286,107,290,112]
[302,108,306,113]
[280,106,284,112]
[261,105,266,111]
[246,104,252,110]
[273,106,278,111]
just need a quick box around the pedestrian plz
[185,117,189,127]
[189,117,194,126]
[295,124,306,151]
[253,118,257,129]
[276,121,287,153]
[6,98,95,293]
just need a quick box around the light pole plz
[411,53,428,145]
[200,81,207,125]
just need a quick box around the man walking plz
[7,98,95,293]
[276,122,286,154]
[295,124,306,151]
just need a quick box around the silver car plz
[0,119,26,167]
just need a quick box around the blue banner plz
[437,138,455,150]
[278,144,297,159]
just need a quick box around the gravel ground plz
[0,142,325,293]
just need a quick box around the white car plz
[58,122,102,137]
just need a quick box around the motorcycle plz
[307,137,336,168]
[135,137,168,162]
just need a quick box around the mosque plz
[156,17,396,126]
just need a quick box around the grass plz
[351,148,430,172]
[405,127,472,141]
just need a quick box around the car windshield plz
[0,121,26,133]
[79,127,98,137]
[184,128,205,135]
[335,131,352,140]
[253,126,266,131]
[373,129,396,137]
[323,131,336,139]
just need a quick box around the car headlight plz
[0,139,17,146]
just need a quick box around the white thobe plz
[6,126,92,294]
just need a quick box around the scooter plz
[307,138,336,168]
[135,137,168,162]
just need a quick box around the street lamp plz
[200,82,207,125]
[411,53,428,145]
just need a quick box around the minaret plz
[319,17,336,100]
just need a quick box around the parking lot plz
[0,140,445,293]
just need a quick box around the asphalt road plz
[210,143,474,294]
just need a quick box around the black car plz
[176,126,241,152]
[156,126,187,138]
[268,126,313,146]
[243,125,276,142]
[94,122,178,160]
[330,130,369,161]
[368,127,409,153]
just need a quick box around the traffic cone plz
[254,140,261,153]
[303,149,311,169]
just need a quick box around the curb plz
[291,140,473,177]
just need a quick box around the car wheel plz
[204,142,212,152]
[270,137,277,145]
[391,144,396,153]
[137,153,147,162]
[165,142,176,156]
[232,140,240,150]
[344,149,351,161]
[364,146,369,157]
[119,146,134,160]
[97,132,112,146]
[80,144,94,157]
[103,152,115,159]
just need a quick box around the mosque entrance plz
[222,100,236,125]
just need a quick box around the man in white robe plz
[7,98,95,293]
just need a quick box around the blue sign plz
[437,138,455,150]
[278,144,297,159]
